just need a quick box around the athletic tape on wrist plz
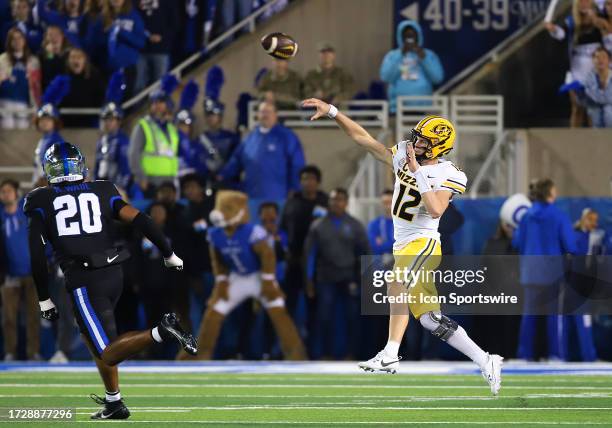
[327,104,338,119]
[414,168,432,194]
[39,299,54,311]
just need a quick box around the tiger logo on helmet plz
[411,115,456,159]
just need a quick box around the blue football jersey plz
[207,223,268,275]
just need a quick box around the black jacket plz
[280,191,328,261]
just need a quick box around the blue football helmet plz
[43,142,88,184]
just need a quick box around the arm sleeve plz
[420,50,444,85]
[36,0,63,26]
[380,50,403,83]
[434,167,467,195]
[117,14,147,50]
[27,214,50,302]
[218,141,244,180]
[131,212,173,258]
[128,123,146,182]
[561,214,578,255]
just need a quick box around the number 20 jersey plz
[23,181,123,266]
[390,141,467,251]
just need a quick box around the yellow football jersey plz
[390,141,467,250]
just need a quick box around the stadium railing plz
[247,100,389,129]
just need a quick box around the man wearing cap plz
[94,102,131,193]
[256,58,302,110]
[128,78,180,198]
[197,98,240,178]
[304,42,354,105]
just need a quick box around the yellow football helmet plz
[410,115,456,159]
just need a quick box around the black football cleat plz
[89,394,130,420]
[159,313,198,355]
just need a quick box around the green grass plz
[1,371,611,427]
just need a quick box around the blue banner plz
[452,197,612,255]
[394,0,549,83]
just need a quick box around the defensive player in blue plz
[25,142,197,419]
[178,190,305,360]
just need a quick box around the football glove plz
[39,299,59,321]
[164,253,184,271]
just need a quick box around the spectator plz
[304,188,369,359]
[367,189,394,257]
[256,58,302,110]
[94,97,132,191]
[565,207,605,361]
[38,25,69,91]
[81,0,106,70]
[135,0,179,92]
[175,80,208,180]
[102,0,146,96]
[0,179,40,361]
[32,75,69,185]
[35,0,85,48]
[60,47,105,127]
[218,101,305,217]
[180,173,214,319]
[279,165,328,318]
[260,201,288,288]
[175,0,207,63]
[303,42,354,104]
[380,20,444,114]
[545,0,602,127]
[596,0,612,53]
[1,0,43,54]
[128,74,180,198]
[577,46,612,127]
[513,178,577,361]
[220,0,251,36]
[197,98,240,178]
[0,27,41,129]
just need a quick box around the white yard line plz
[68,405,612,410]
[0,420,609,425]
[3,383,612,390]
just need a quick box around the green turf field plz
[1,371,611,427]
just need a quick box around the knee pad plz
[420,311,458,342]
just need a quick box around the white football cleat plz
[481,353,503,395]
[358,350,400,374]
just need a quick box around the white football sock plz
[151,327,163,343]
[106,390,121,402]
[446,326,488,367]
[384,341,400,358]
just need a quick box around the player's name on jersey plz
[371,292,518,306]
[395,167,418,186]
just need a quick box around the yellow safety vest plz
[139,117,179,177]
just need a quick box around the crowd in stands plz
[0,0,290,129]
[546,0,612,127]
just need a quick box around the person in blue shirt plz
[380,20,444,114]
[0,179,39,361]
[367,189,394,257]
[94,102,132,191]
[218,101,305,218]
[35,0,85,48]
[513,178,577,361]
[175,80,208,181]
[177,190,305,360]
[0,0,43,54]
[101,0,146,96]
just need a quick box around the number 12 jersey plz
[390,141,467,250]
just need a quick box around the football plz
[260,32,298,59]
